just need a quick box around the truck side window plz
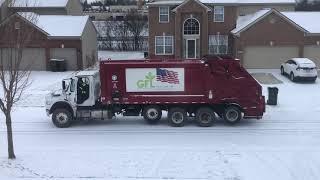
[70,79,75,92]
[77,77,90,104]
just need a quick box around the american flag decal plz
[156,68,180,84]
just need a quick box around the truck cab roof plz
[76,70,99,77]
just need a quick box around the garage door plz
[0,48,46,70]
[50,48,78,70]
[304,46,320,68]
[243,46,299,69]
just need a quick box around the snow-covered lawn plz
[1,66,320,179]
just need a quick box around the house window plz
[183,18,200,35]
[209,35,228,54]
[214,6,224,22]
[159,7,169,23]
[155,36,173,55]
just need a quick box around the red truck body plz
[100,58,265,119]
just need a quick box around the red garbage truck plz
[45,57,265,128]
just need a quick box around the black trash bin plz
[267,87,279,105]
[50,59,66,72]
[144,51,149,58]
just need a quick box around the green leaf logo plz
[145,72,155,80]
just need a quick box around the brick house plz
[0,0,83,21]
[147,0,320,68]
[0,12,97,70]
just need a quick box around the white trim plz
[159,6,170,23]
[214,6,225,22]
[183,17,200,35]
[155,35,174,55]
[172,0,211,12]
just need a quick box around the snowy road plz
[1,70,320,180]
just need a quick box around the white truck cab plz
[45,71,111,128]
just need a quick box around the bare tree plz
[95,21,114,50]
[114,20,130,51]
[0,10,37,159]
[125,10,147,51]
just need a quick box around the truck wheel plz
[195,107,216,127]
[52,108,73,128]
[143,105,162,124]
[168,107,187,127]
[223,106,242,125]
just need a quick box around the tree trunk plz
[6,112,16,159]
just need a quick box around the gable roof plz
[172,0,211,12]
[282,12,320,34]
[11,0,69,8]
[17,12,89,38]
[147,0,296,6]
[231,9,308,36]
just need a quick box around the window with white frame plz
[208,35,228,54]
[214,6,224,22]
[159,7,169,23]
[155,36,173,55]
[184,18,200,35]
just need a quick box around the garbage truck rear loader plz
[45,58,265,128]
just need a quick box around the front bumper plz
[295,76,317,81]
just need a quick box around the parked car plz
[280,58,318,82]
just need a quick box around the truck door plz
[76,76,96,107]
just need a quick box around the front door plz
[187,39,196,59]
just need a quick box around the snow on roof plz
[76,70,99,77]
[11,0,69,8]
[282,12,320,34]
[232,10,320,35]
[18,12,89,37]
[148,0,296,5]
[201,0,296,4]
[292,58,315,65]
[231,9,270,34]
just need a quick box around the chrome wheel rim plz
[172,112,184,124]
[147,108,159,120]
[226,110,239,122]
[200,113,211,123]
[56,113,68,124]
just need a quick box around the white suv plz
[280,58,318,82]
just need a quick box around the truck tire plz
[168,107,187,127]
[223,106,242,125]
[52,108,73,128]
[143,105,162,124]
[195,107,216,127]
